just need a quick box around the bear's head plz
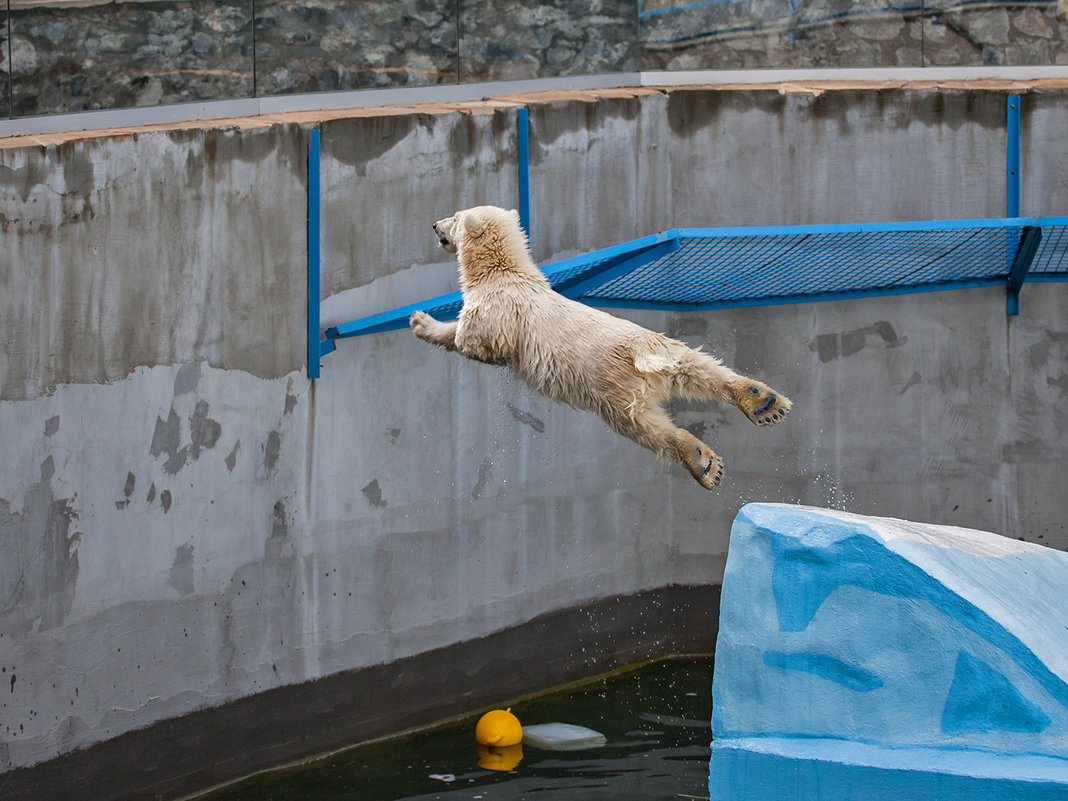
[432,205,525,258]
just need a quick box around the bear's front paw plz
[409,310,435,339]
[734,380,792,427]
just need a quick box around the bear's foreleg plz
[410,310,458,350]
[410,310,508,366]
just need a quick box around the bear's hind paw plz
[683,441,724,490]
[734,380,792,427]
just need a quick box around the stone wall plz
[1,0,1065,119]
[640,0,1068,70]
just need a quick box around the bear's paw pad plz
[738,382,792,427]
[686,442,724,490]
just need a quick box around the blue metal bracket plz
[1006,225,1042,316]
[327,290,463,340]
[518,107,531,243]
[308,129,323,379]
[1007,95,1021,218]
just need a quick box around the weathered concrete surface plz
[0,86,1066,793]
[0,124,308,400]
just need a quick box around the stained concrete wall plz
[0,85,1066,796]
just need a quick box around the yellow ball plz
[475,708,523,746]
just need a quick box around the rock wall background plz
[0,0,1064,119]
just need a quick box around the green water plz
[199,656,714,801]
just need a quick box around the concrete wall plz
[0,84,1066,798]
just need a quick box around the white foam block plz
[522,722,607,750]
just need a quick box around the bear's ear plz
[462,211,485,238]
[508,209,520,221]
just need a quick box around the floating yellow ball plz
[475,707,523,746]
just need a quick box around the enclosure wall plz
[1,85,1067,799]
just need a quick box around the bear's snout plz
[432,218,458,253]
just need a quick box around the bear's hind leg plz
[608,402,724,490]
[662,348,792,428]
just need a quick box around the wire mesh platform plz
[324,216,1068,343]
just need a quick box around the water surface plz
[199,656,714,801]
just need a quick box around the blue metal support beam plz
[517,107,531,243]
[308,129,322,379]
[1007,95,1021,218]
[307,129,337,371]
[327,291,463,340]
[1006,225,1042,316]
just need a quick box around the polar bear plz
[410,205,792,490]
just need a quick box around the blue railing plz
[319,216,1066,348]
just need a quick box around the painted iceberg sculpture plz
[710,504,1068,800]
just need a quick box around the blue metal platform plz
[321,215,1068,346]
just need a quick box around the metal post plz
[517,107,531,244]
[307,129,321,379]
[1006,95,1021,218]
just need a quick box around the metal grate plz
[1031,218,1068,278]
[325,216,1064,341]
[582,222,1029,309]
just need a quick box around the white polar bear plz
[410,205,792,490]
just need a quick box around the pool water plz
[197,656,714,801]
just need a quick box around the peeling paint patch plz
[164,447,190,475]
[472,458,493,499]
[283,378,297,416]
[150,407,181,455]
[167,543,195,595]
[267,500,291,560]
[150,407,182,460]
[225,440,240,472]
[40,456,55,482]
[150,400,221,473]
[0,484,82,633]
[812,321,906,362]
[44,415,60,437]
[173,363,202,397]
[160,490,172,513]
[189,399,222,457]
[506,402,546,433]
[263,431,281,474]
[386,428,401,444]
[362,479,387,507]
